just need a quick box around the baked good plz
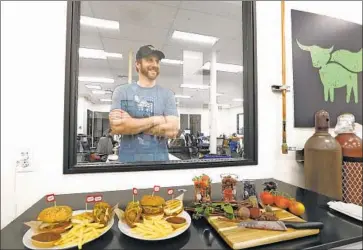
[37,206,72,223]
[31,232,61,248]
[35,206,73,234]
[164,199,183,216]
[71,211,94,224]
[140,195,165,220]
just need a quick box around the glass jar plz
[193,174,212,203]
[220,174,238,202]
[335,113,362,205]
[242,179,257,200]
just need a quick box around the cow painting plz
[296,40,362,104]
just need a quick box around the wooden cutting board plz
[207,207,320,249]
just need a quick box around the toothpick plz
[54,201,57,207]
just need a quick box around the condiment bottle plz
[335,113,362,206]
[304,110,342,200]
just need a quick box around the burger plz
[140,195,165,220]
[34,205,73,234]
[164,199,184,216]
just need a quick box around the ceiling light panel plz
[202,62,243,73]
[92,90,112,95]
[172,30,219,45]
[233,98,244,102]
[80,16,119,30]
[161,59,183,65]
[180,84,209,90]
[79,76,114,83]
[100,99,112,102]
[79,48,122,60]
[175,94,191,99]
[85,84,102,90]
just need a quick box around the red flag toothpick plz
[46,194,56,207]
[152,185,160,196]
[94,195,103,202]
[85,195,95,210]
[132,188,138,202]
[167,188,174,199]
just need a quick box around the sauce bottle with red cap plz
[335,113,362,205]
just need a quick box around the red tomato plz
[273,195,282,205]
[275,197,290,209]
[260,191,274,205]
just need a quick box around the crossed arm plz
[109,109,179,139]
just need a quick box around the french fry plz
[129,217,186,239]
[53,220,107,249]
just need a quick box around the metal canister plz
[335,113,362,206]
[304,110,342,200]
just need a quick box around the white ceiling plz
[78,1,244,109]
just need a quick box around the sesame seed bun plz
[37,206,73,223]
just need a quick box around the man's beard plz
[140,65,159,80]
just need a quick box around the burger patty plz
[142,205,163,215]
[39,221,72,231]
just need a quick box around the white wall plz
[1,1,361,229]
[258,1,363,187]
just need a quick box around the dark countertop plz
[1,179,362,249]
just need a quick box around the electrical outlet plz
[16,151,34,173]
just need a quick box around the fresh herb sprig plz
[188,202,236,220]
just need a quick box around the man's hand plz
[109,109,167,135]
[144,116,179,138]
[109,109,132,126]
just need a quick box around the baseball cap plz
[136,45,165,60]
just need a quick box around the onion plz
[237,206,250,219]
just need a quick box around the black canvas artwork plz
[291,9,362,127]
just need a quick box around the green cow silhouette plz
[296,39,362,103]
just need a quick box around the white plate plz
[327,201,362,221]
[118,211,191,241]
[22,210,114,250]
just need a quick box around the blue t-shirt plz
[110,82,178,163]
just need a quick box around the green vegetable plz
[222,204,235,219]
[190,202,236,220]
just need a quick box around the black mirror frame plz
[63,1,258,174]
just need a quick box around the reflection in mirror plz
[76,1,246,165]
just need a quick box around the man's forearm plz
[110,116,165,135]
[145,122,179,138]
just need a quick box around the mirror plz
[64,1,258,173]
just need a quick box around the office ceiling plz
[78,1,244,109]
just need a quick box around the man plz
[96,129,115,155]
[109,45,180,163]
